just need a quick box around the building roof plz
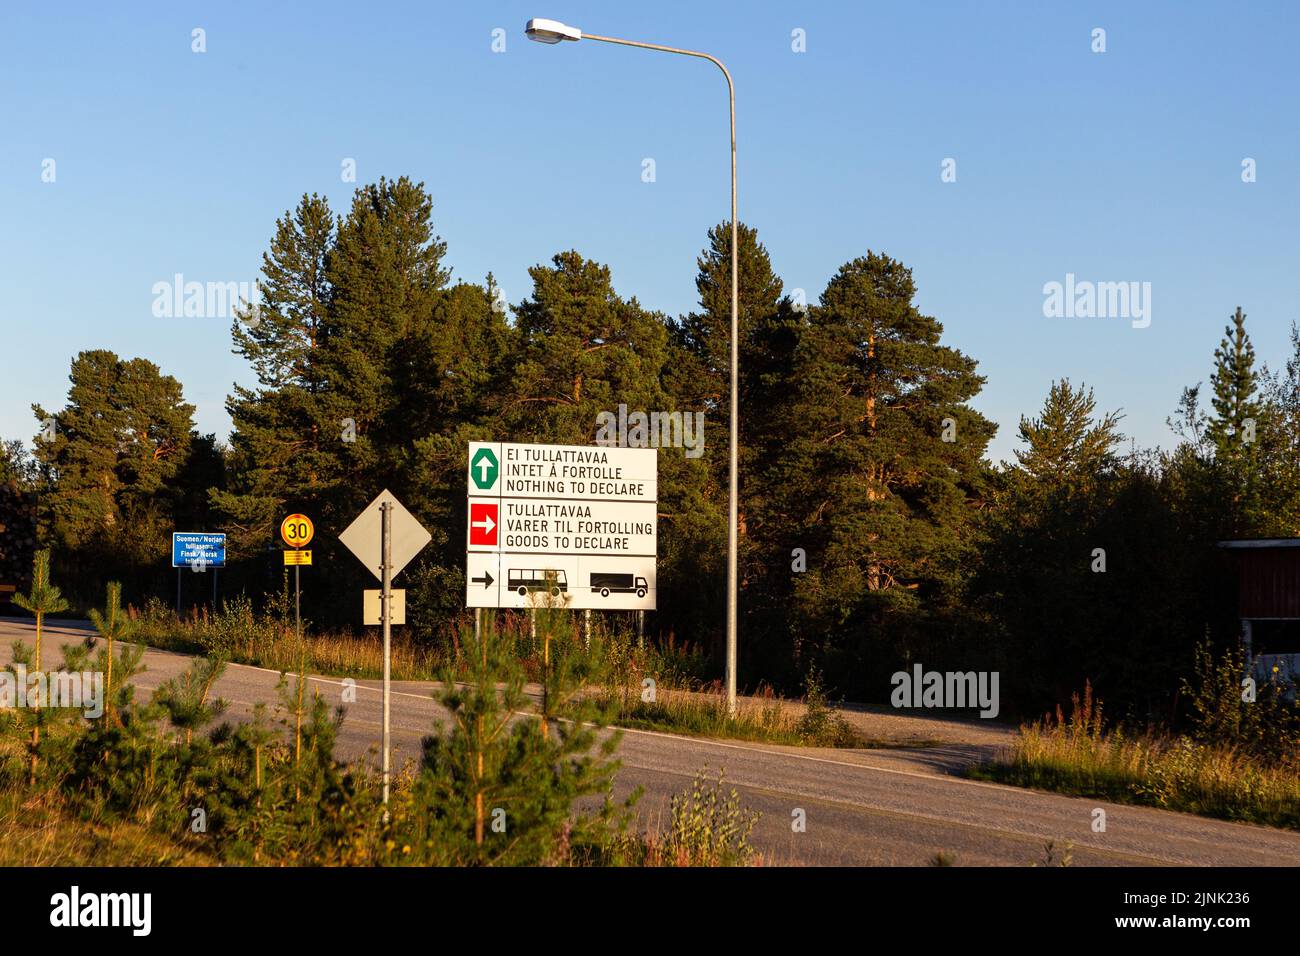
[1217,538,1300,549]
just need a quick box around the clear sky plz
[3,1,1297,464]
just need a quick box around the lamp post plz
[526,18,740,714]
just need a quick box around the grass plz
[0,791,213,866]
[127,597,443,680]
[120,598,876,751]
[969,684,1300,830]
[597,684,862,748]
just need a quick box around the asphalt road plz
[4,617,1299,866]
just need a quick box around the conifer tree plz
[213,193,337,546]
[32,352,196,579]
[763,252,995,686]
[396,611,630,865]
[12,549,68,672]
[155,656,227,748]
[674,221,790,425]
[1013,380,1124,495]
[87,580,132,723]
[672,222,804,662]
[503,250,670,443]
[672,221,802,517]
[12,548,69,784]
[322,177,450,505]
[1262,321,1300,534]
[1206,307,1268,532]
[0,441,38,590]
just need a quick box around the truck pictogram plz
[590,572,648,598]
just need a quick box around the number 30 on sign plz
[281,514,314,549]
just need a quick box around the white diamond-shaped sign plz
[338,489,431,582]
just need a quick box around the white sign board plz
[465,442,656,610]
[339,489,431,582]
[363,589,406,626]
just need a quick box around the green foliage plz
[1013,379,1124,494]
[13,548,69,620]
[153,656,228,745]
[794,666,857,747]
[0,440,39,590]
[657,769,759,867]
[1206,307,1270,533]
[24,166,1300,734]
[31,351,202,595]
[12,550,69,670]
[386,609,635,866]
[971,684,1300,830]
[1182,636,1300,768]
[755,251,996,695]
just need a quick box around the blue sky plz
[2,1,1297,464]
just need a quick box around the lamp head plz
[526,18,582,44]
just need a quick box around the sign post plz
[172,533,226,614]
[339,490,430,807]
[280,514,315,645]
[381,501,392,808]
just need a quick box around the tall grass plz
[127,596,444,680]
[0,792,212,866]
[600,683,860,748]
[971,683,1300,830]
[124,596,859,748]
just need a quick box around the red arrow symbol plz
[469,503,498,546]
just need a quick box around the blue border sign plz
[172,532,226,569]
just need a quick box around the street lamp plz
[526,18,740,715]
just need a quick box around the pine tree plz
[1206,307,1267,533]
[763,252,995,687]
[501,249,727,647]
[87,581,132,723]
[213,193,337,546]
[672,220,802,508]
[154,656,227,748]
[674,221,788,420]
[393,611,630,865]
[0,441,39,597]
[401,279,517,600]
[12,549,68,673]
[671,223,803,654]
[503,250,670,443]
[322,177,450,504]
[1014,380,1124,494]
[217,179,464,628]
[32,351,197,582]
[217,179,453,534]
[1262,321,1300,534]
[12,548,69,784]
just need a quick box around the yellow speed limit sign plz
[280,513,314,549]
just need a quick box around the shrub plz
[649,769,760,867]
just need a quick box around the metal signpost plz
[280,514,314,644]
[339,490,430,807]
[171,532,226,613]
[465,442,657,613]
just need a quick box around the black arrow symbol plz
[471,570,494,588]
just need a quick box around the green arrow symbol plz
[471,447,499,490]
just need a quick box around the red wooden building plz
[1218,538,1300,690]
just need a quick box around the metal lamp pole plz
[526,19,740,714]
